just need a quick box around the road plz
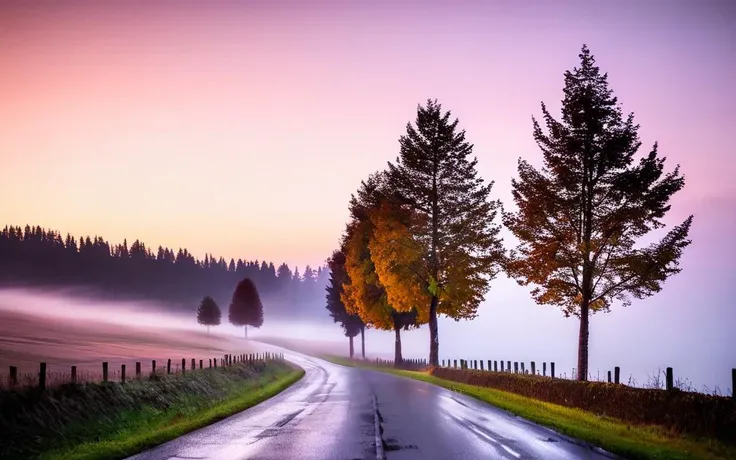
[128,344,619,460]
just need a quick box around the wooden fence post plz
[666,367,674,391]
[71,365,77,383]
[121,364,126,383]
[135,362,141,379]
[521,362,525,374]
[152,360,157,375]
[615,366,620,384]
[453,359,457,368]
[732,369,735,399]
[213,357,217,368]
[551,362,555,378]
[167,359,171,374]
[200,359,203,369]
[191,358,195,371]
[607,370,611,383]
[9,366,17,387]
[514,362,518,373]
[543,362,547,376]
[102,362,108,382]
[480,360,484,371]
[493,361,497,372]
[182,358,186,374]
[39,362,47,390]
[507,361,511,372]
[531,362,535,375]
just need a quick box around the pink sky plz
[1,1,735,386]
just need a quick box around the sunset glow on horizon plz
[2,0,733,269]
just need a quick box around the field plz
[0,308,255,386]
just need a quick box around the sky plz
[1,0,735,389]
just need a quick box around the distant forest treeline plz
[0,224,329,320]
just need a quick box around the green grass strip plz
[40,367,305,460]
[324,356,736,460]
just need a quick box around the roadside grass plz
[2,362,304,460]
[324,356,736,460]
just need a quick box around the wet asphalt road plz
[128,344,619,460]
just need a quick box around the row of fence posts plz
[6,351,285,390]
[441,360,735,397]
[373,358,427,368]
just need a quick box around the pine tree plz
[504,45,693,381]
[384,99,504,366]
[197,296,221,334]
[228,278,264,338]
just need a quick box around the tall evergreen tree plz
[383,99,504,366]
[325,249,364,359]
[229,278,264,338]
[197,295,221,334]
[504,45,693,381]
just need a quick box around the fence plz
[362,357,735,399]
[3,352,285,391]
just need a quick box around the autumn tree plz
[197,295,221,334]
[229,278,264,338]
[504,45,693,381]
[325,249,364,358]
[383,99,504,365]
[342,172,421,364]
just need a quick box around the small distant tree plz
[229,278,264,338]
[197,296,221,334]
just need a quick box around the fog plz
[2,201,734,399]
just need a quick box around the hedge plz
[428,367,736,443]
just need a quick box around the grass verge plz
[324,356,736,460]
[1,361,304,460]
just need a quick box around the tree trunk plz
[394,323,403,366]
[577,301,589,381]
[429,295,439,366]
[349,335,354,359]
[244,325,248,339]
[360,326,365,359]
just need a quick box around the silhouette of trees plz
[504,45,693,381]
[197,296,221,334]
[0,224,328,321]
[229,278,264,338]
[325,249,364,358]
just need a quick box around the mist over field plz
[1,245,733,394]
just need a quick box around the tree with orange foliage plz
[341,173,421,364]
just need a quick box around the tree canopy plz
[504,45,693,380]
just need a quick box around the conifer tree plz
[229,278,264,338]
[197,295,221,334]
[504,45,693,381]
[383,99,504,366]
[325,249,365,358]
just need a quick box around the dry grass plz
[0,309,255,388]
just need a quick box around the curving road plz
[128,344,619,460]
